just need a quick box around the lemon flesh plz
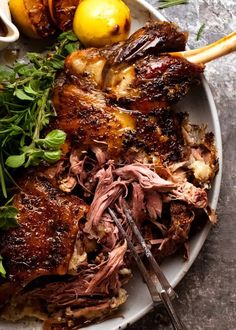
[9,0,39,38]
[73,0,131,47]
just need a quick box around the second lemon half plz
[73,0,131,47]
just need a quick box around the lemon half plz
[9,0,40,38]
[73,0,131,47]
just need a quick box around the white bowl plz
[0,0,19,50]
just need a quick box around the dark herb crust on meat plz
[0,171,88,284]
[0,21,218,329]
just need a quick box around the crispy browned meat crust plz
[107,21,188,64]
[64,24,203,110]
[50,21,203,161]
[0,170,88,285]
[51,79,187,162]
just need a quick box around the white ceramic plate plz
[0,0,222,329]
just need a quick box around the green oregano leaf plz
[0,256,6,278]
[40,129,66,149]
[14,89,34,101]
[5,153,26,168]
[43,150,62,163]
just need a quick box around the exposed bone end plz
[171,31,236,64]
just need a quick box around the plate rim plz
[0,1,223,329]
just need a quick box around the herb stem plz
[0,30,81,198]
[159,0,188,9]
[0,155,7,198]
[196,23,206,41]
[14,76,33,87]
[32,88,50,141]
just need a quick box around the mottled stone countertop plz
[128,1,236,330]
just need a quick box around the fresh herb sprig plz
[196,23,206,41]
[158,0,188,9]
[0,31,81,198]
[0,31,80,278]
[0,256,6,278]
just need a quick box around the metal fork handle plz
[108,207,187,330]
[123,206,187,330]
[160,290,187,330]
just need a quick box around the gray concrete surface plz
[127,1,236,329]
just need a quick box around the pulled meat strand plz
[85,166,128,235]
[114,163,175,191]
[145,190,163,220]
[86,241,127,293]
